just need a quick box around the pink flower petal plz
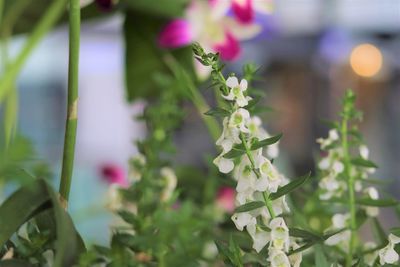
[213,32,241,61]
[100,164,129,188]
[232,0,254,24]
[158,19,194,48]
[216,187,235,213]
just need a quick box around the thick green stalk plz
[342,117,356,267]
[239,132,276,218]
[59,0,80,209]
[0,0,67,103]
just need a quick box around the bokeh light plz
[350,43,383,77]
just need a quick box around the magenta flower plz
[100,164,129,188]
[216,187,236,213]
[158,0,262,61]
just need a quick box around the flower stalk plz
[59,0,80,209]
[341,107,357,267]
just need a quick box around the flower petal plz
[232,0,254,24]
[226,76,239,88]
[158,19,194,48]
[213,32,241,61]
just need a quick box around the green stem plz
[164,55,221,142]
[239,132,276,218]
[342,117,356,267]
[0,0,67,103]
[58,0,80,209]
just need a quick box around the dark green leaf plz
[251,134,282,151]
[235,201,265,213]
[390,227,400,237]
[357,198,398,207]
[351,157,378,169]
[204,107,230,117]
[269,172,311,200]
[224,145,246,159]
[0,180,50,248]
[289,228,321,241]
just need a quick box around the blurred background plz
[1,0,400,245]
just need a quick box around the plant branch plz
[0,0,67,103]
[59,0,80,209]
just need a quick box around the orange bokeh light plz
[350,43,383,77]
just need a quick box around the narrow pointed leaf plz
[235,201,265,213]
[251,133,283,150]
[204,107,230,117]
[357,198,398,207]
[269,172,311,200]
[289,228,322,241]
[351,157,378,168]
[315,245,330,267]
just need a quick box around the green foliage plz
[269,172,311,200]
[235,201,265,213]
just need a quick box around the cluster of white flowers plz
[213,76,300,266]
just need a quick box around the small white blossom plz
[379,234,400,265]
[231,212,255,231]
[223,76,251,107]
[269,249,291,267]
[364,241,378,266]
[258,158,282,193]
[270,217,290,252]
[360,145,369,159]
[247,220,270,252]
[289,241,303,267]
[363,187,379,217]
[229,108,250,133]
[317,129,339,149]
[325,214,351,246]
[213,154,234,174]
[216,117,241,153]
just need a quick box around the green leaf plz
[229,235,243,267]
[357,198,398,207]
[0,259,34,267]
[315,245,330,267]
[390,227,400,237]
[235,201,265,213]
[124,0,189,18]
[204,107,230,118]
[124,13,193,101]
[0,180,50,248]
[269,172,311,200]
[250,134,283,151]
[351,157,378,168]
[224,145,246,159]
[289,228,321,241]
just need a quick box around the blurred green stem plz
[342,115,356,267]
[164,55,221,142]
[0,0,67,103]
[59,0,80,209]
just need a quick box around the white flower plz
[258,158,282,193]
[325,213,351,246]
[319,174,345,200]
[317,129,339,149]
[379,234,400,265]
[236,165,257,192]
[289,241,302,267]
[223,76,252,107]
[359,145,369,159]
[363,187,379,217]
[216,117,241,153]
[231,212,255,231]
[213,154,234,173]
[247,220,270,252]
[229,108,250,133]
[364,241,378,266]
[160,167,177,201]
[269,249,291,267]
[269,217,290,252]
